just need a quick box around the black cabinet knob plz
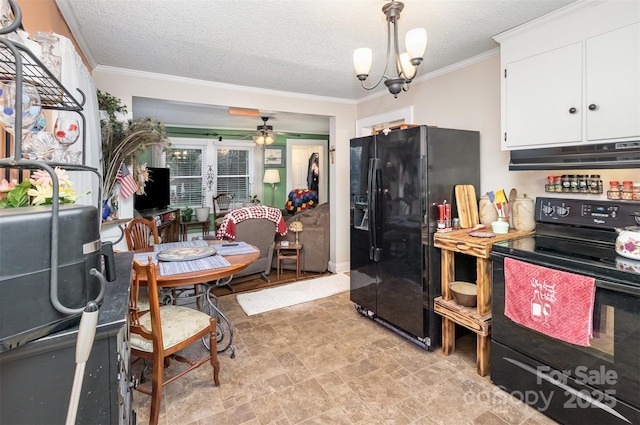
[569,107,577,114]
[589,104,597,111]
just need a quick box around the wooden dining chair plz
[213,193,234,230]
[124,217,160,250]
[130,258,220,425]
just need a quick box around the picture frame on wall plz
[264,146,285,167]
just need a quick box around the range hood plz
[509,141,640,170]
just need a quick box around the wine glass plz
[53,118,80,162]
[0,80,42,135]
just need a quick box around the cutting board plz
[455,185,479,229]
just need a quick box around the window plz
[162,138,257,209]
[216,148,251,202]
[165,146,204,207]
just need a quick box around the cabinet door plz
[505,43,583,148]
[586,23,640,142]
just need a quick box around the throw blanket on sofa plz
[216,206,287,240]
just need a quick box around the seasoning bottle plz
[633,183,640,201]
[578,175,588,193]
[622,181,633,200]
[546,176,555,192]
[607,181,621,200]
[569,175,578,193]
[561,175,571,192]
[554,176,562,193]
[589,175,602,194]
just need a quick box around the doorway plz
[286,139,327,204]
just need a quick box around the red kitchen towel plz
[504,258,596,347]
[216,206,287,240]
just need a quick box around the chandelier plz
[353,1,427,98]
[253,116,277,145]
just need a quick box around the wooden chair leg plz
[150,353,164,425]
[209,317,220,386]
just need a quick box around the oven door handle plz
[596,279,640,296]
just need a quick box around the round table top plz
[134,240,259,287]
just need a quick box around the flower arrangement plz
[0,167,84,208]
[98,90,171,198]
[134,162,150,195]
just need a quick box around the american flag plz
[116,163,137,199]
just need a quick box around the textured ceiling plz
[56,0,576,132]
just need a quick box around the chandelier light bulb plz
[353,1,426,97]
[405,28,427,64]
[354,48,373,79]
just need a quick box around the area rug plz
[236,273,350,316]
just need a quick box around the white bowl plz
[491,220,509,234]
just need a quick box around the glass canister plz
[513,194,536,232]
[569,175,578,193]
[479,194,498,226]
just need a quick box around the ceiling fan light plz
[265,134,276,145]
[405,28,427,63]
[353,48,373,79]
[254,134,265,145]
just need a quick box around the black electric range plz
[491,197,640,425]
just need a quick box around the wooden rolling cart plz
[433,228,534,376]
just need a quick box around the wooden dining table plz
[134,240,260,288]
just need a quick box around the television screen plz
[134,167,170,212]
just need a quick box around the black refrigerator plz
[350,125,480,351]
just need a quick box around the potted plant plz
[181,206,193,222]
[244,194,261,207]
[195,190,210,222]
[98,90,171,205]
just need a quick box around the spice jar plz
[589,175,602,194]
[633,183,640,201]
[561,175,571,192]
[569,175,578,193]
[622,181,633,200]
[554,176,562,192]
[608,181,621,200]
[546,176,555,192]
[578,175,588,193]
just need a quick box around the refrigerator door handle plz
[369,157,382,262]
[368,158,376,261]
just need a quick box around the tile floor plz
[131,286,559,425]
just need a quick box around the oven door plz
[491,252,640,425]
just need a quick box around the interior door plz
[286,140,327,203]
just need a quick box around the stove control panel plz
[536,197,640,229]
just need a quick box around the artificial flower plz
[0,167,85,208]
[0,178,17,198]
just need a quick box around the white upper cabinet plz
[494,1,640,150]
[585,22,640,142]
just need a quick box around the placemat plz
[153,239,207,252]
[214,241,259,256]
[159,255,231,276]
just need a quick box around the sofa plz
[273,202,330,273]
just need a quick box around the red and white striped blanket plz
[216,206,287,240]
